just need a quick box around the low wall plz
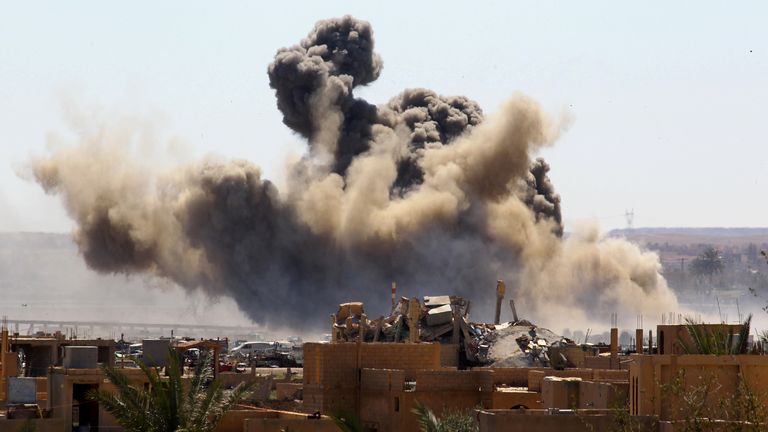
[527,369,593,392]
[243,412,338,432]
[0,418,66,432]
[216,407,278,432]
[276,382,303,400]
[478,409,657,432]
[487,367,547,388]
[528,368,628,392]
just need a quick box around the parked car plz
[229,341,277,357]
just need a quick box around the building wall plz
[578,381,628,410]
[541,377,581,409]
[490,390,541,409]
[302,342,441,415]
[359,368,491,432]
[629,354,768,420]
[439,344,459,367]
[47,367,149,431]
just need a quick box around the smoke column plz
[30,16,678,330]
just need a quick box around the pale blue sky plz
[1,1,766,232]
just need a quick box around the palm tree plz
[680,314,752,355]
[691,246,724,284]
[329,410,365,432]
[412,401,478,432]
[90,346,256,432]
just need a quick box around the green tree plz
[89,347,256,432]
[330,410,365,432]
[690,246,724,283]
[412,401,478,432]
[680,315,752,355]
[19,419,37,432]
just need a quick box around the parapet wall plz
[488,367,547,388]
[528,368,627,392]
[477,409,657,432]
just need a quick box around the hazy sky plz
[1,1,766,233]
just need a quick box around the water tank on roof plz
[63,346,98,369]
[142,339,171,367]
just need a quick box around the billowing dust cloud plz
[30,16,677,329]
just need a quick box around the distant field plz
[609,227,768,248]
[0,232,254,328]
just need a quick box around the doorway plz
[72,383,99,431]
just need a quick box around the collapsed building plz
[330,281,582,369]
[331,296,572,367]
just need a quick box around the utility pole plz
[625,209,635,231]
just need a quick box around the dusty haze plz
[28,16,678,330]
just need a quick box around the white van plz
[230,341,276,356]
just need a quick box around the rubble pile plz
[331,296,579,367]
[332,296,469,343]
[488,324,566,367]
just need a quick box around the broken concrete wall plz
[548,345,586,368]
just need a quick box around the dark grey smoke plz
[387,89,484,191]
[525,158,562,236]
[30,16,678,331]
[268,16,383,176]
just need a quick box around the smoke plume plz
[30,16,677,329]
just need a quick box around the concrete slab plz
[426,304,453,326]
